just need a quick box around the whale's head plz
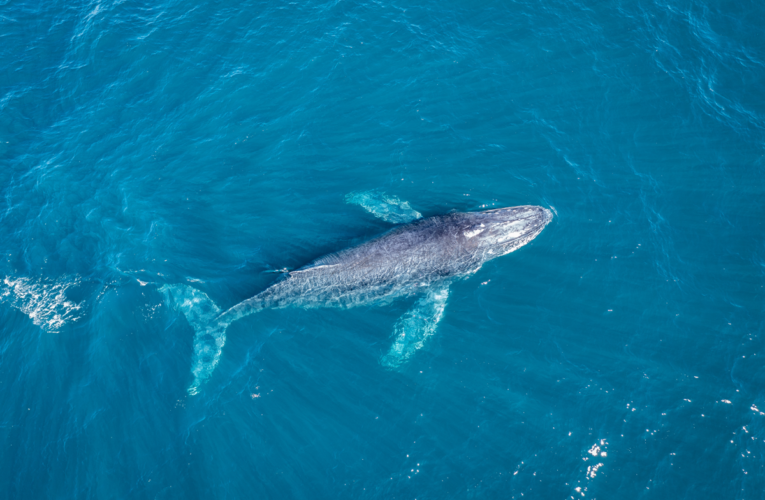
[462,205,552,258]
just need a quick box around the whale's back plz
[261,215,479,308]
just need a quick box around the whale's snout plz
[468,205,552,255]
[482,205,551,229]
[542,207,553,225]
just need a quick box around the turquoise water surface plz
[1,0,764,498]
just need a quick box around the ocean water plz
[1,0,764,498]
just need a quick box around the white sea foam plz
[345,190,422,224]
[380,285,449,368]
[0,275,85,332]
[160,284,224,395]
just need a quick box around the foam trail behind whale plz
[160,284,226,395]
[1,275,85,333]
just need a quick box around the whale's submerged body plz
[162,199,553,395]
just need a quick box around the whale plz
[162,196,553,395]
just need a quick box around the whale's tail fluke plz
[160,284,231,395]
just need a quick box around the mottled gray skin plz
[213,206,552,330]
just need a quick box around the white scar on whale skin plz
[163,198,552,394]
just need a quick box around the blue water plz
[2,0,764,497]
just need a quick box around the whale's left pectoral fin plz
[380,284,449,369]
[345,190,422,224]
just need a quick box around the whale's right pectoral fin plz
[380,284,449,369]
[345,190,422,224]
